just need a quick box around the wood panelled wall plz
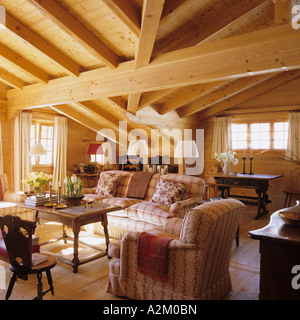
[200,111,299,212]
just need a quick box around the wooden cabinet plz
[249,212,300,300]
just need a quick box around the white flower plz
[215,151,238,165]
[71,174,78,184]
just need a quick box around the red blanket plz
[136,232,173,282]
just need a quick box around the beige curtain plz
[0,121,3,174]
[14,111,32,191]
[52,116,68,192]
[286,112,300,161]
[211,116,232,157]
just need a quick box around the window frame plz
[31,120,54,169]
[231,120,288,151]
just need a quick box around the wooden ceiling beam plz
[197,69,300,121]
[158,81,226,115]
[127,0,165,115]
[6,24,300,110]
[178,75,273,118]
[26,0,121,69]
[153,0,270,56]
[100,0,141,37]
[0,43,49,83]
[2,12,80,77]
[138,88,178,111]
[0,67,25,89]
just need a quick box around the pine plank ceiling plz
[0,0,299,134]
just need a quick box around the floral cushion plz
[96,172,122,198]
[150,178,187,206]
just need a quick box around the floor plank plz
[0,205,270,300]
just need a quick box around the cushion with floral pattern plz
[96,172,122,198]
[150,178,187,206]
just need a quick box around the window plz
[273,122,288,149]
[232,124,247,150]
[231,121,288,150]
[250,123,270,149]
[30,122,54,166]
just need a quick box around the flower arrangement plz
[63,173,83,197]
[22,172,52,193]
[214,151,238,165]
[62,174,84,206]
[215,151,238,175]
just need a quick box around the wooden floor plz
[0,205,270,301]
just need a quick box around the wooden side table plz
[249,211,300,300]
[76,173,100,188]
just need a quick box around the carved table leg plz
[72,224,80,273]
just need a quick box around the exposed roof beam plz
[158,81,226,115]
[197,69,300,120]
[127,0,165,114]
[0,67,25,89]
[178,75,274,118]
[274,0,291,25]
[2,12,80,77]
[153,0,270,56]
[0,43,49,83]
[7,24,300,110]
[138,88,177,111]
[26,0,121,69]
[100,0,141,37]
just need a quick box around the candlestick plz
[249,157,254,175]
[56,184,67,209]
[241,157,247,174]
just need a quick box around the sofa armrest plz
[169,197,203,218]
[3,191,26,204]
[82,187,96,194]
[163,218,183,237]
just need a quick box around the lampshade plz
[127,140,149,156]
[174,140,199,158]
[87,143,104,155]
[29,143,47,156]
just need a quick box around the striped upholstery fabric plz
[0,174,34,221]
[106,199,245,300]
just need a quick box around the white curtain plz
[52,116,68,192]
[14,111,32,191]
[286,112,300,161]
[211,116,232,157]
[0,121,3,174]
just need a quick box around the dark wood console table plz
[249,211,300,300]
[213,173,282,219]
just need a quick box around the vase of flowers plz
[22,172,53,197]
[215,151,238,175]
[62,174,84,206]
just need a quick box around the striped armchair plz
[0,174,34,221]
[106,199,245,300]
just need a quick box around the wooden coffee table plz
[19,203,123,273]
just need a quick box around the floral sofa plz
[82,170,205,239]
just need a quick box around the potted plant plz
[22,172,53,196]
[62,174,84,206]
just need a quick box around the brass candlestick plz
[56,183,67,209]
[44,183,57,207]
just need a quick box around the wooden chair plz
[283,167,300,207]
[0,215,56,300]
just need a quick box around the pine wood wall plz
[200,111,299,212]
